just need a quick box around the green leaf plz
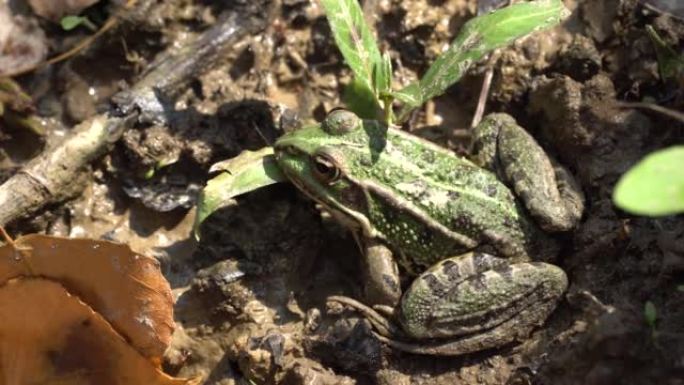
[391,83,421,107]
[644,301,657,328]
[194,148,287,239]
[374,52,394,124]
[613,146,684,216]
[646,25,684,82]
[373,52,392,97]
[60,15,87,31]
[344,77,380,119]
[320,0,382,101]
[397,0,569,121]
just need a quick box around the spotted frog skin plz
[274,109,584,355]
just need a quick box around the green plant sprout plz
[60,15,98,32]
[644,300,659,341]
[646,25,684,83]
[321,0,568,124]
[194,0,569,236]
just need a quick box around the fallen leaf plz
[0,234,174,361]
[0,277,199,385]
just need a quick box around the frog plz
[273,108,584,355]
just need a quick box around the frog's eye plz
[322,108,361,135]
[312,153,341,184]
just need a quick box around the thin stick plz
[469,52,499,130]
[615,101,684,123]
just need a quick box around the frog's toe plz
[371,305,541,356]
[327,295,400,338]
[372,304,395,318]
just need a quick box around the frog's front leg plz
[330,252,567,356]
[470,113,584,232]
[360,238,402,308]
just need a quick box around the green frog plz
[274,109,584,355]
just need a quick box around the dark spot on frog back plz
[448,190,460,199]
[493,263,514,282]
[440,259,461,280]
[421,273,445,295]
[417,229,434,248]
[451,215,475,232]
[420,148,436,164]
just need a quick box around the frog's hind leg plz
[470,113,584,232]
[393,252,567,356]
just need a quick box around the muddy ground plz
[1,0,684,384]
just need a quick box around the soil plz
[2,0,684,384]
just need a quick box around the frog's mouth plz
[274,145,378,239]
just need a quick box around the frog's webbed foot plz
[470,113,584,232]
[327,295,401,338]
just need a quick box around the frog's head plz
[274,109,383,235]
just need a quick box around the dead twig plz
[615,101,684,124]
[0,12,265,227]
[469,52,499,130]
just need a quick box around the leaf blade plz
[194,148,287,239]
[613,146,684,216]
[397,0,569,121]
[320,0,382,99]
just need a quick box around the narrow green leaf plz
[344,77,380,119]
[373,52,392,97]
[644,301,657,328]
[374,52,394,124]
[60,15,87,31]
[320,0,382,100]
[613,146,684,216]
[391,83,421,107]
[397,0,569,121]
[194,148,287,239]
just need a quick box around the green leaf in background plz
[646,25,684,82]
[397,0,569,121]
[320,0,382,102]
[613,146,684,216]
[194,147,287,239]
[644,301,657,328]
[60,15,88,31]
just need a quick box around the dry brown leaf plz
[0,277,199,385]
[0,234,174,361]
[27,0,100,21]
